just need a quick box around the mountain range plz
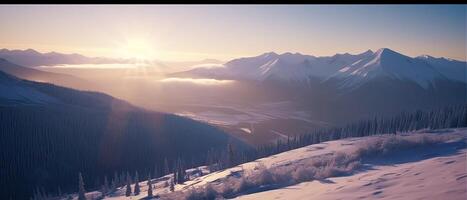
[172,48,466,126]
[174,48,466,90]
[0,49,223,73]
[0,48,128,67]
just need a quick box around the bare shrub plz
[220,183,234,198]
[255,167,275,186]
[204,184,218,200]
[355,134,445,157]
[234,177,253,194]
[291,166,316,182]
[185,184,219,200]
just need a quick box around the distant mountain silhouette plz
[0,49,224,72]
[0,57,90,89]
[0,48,128,67]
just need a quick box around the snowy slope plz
[328,48,449,89]
[79,128,467,200]
[173,48,465,89]
[0,71,59,105]
[416,55,467,83]
[236,147,466,200]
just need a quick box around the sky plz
[0,5,465,61]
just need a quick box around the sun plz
[115,38,157,61]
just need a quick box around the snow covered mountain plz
[173,48,466,89]
[327,48,450,89]
[416,54,467,83]
[174,50,371,83]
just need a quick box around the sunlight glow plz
[159,78,234,85]
[38,63,141,69]
[115,38,157,61]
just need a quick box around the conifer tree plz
[164,158,170,175]
[147,174,153,198]
[110,177,117,193]
[57,186,62,197]
[101,176,109,196]
[169,178,175,192]
[113,172,119,188]
[125,172,132,196]
[228,143,235,167]
[177,159,186,184]
[78,172,86,200]
[120,172,126,187]
[174,170,178,184]
[134,171,140,195]
[153,165,159,179]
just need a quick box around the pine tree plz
[125,172,132,196]
[172,159,178,184]
[101,176,109,196]
[173,166,178,185]
[78,172,86,200]
[153,165,159,179]
[57,186,62,197]
[177,159,186,184]
[32,187,43,200]
[228,143,235,167]
[113,172,119,188]
[120,172,126,187]
[134,171,140,195]
[164,158,170,175]
[147,173,153,198]
[110,177,117,193]
[169,178,175,192]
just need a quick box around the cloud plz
[159,77,234,85]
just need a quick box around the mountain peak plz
[280,52,304,56]
[261,52,278,57]
[24,48,40,54]
[360,49,374,56]
[375,48,398,55]
[374,48,407,61]
[200,58,223,63]
[418,54,434,59]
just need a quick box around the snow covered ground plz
[75,128,467,200]
[236,142,466,200]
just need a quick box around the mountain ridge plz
[0,48,127,67]
[173,48,466,89]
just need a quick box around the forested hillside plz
[0,71,246,200]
